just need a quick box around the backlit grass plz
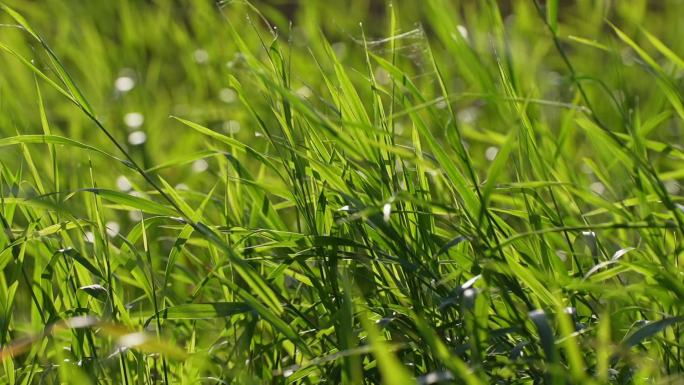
[0,1,683,384]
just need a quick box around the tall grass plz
[0,0,683,383]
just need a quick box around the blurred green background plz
[1,1,681,196]
[1,1,682,272]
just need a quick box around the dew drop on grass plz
[193,49,209,64]
[118,332,148,348]
[485,146,499,161]
[223,120,240,134]
[115,76,135,92]
[84,231,95,243]
[128,210,143,222]
[124,112,144,128]
[219,88,237,103]
[296,86,312,99]
[665,180,680,194]
[192,159,209,173]
[374,67,391,86]
[382,203,392,222]
[463,288,476,299]
[458,107,478,123]
[462,288,477,309]
[394,122,404,135]
[105,221,120,237]
[556,250,567,261]
[175,183,189,191]
[420,371,454,385]
[457,25,469,39]
[116,176,132,191]
[64,316,98,329]
[590,182,605,195]
[128,131,147,145]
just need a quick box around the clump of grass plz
[0,0,683,383]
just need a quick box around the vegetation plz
[0,0,683,383]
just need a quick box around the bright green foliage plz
[0,1,683,384]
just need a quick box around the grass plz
[0,0,683,383]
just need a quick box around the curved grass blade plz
[66,188,177,216]
[145,302,251,326]
[622,316,684,350]
[0,135,127,165]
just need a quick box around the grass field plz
[0,0,683,383]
